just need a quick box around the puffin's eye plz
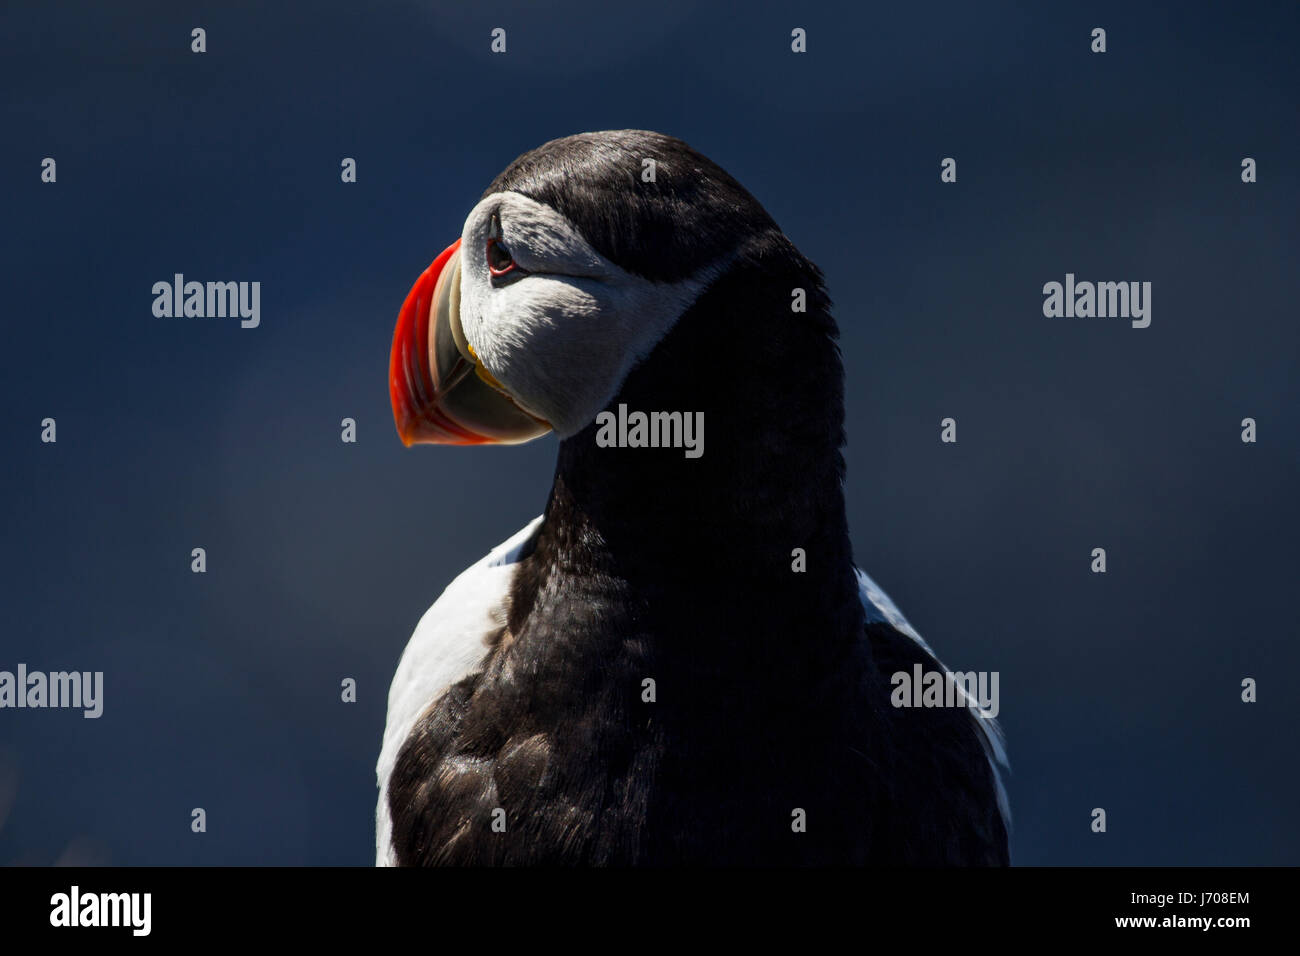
[486,237,516,276]
[486,211,520,279]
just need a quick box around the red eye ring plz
[487,237,517,277]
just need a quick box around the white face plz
[456,191,721,438]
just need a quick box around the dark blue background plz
[2,0,1296,865]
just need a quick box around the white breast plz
[375,516,543,866]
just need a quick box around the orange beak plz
[389,239,550,446]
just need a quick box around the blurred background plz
[1,0,1296,865]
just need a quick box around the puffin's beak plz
[389,239,551,446]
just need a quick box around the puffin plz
[376,130,1009,866]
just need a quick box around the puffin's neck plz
[520,251,864,665]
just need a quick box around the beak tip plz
[388,370,414,447]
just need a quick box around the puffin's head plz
[389,129,797,446]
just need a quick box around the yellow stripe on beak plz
[466,342,509,392]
